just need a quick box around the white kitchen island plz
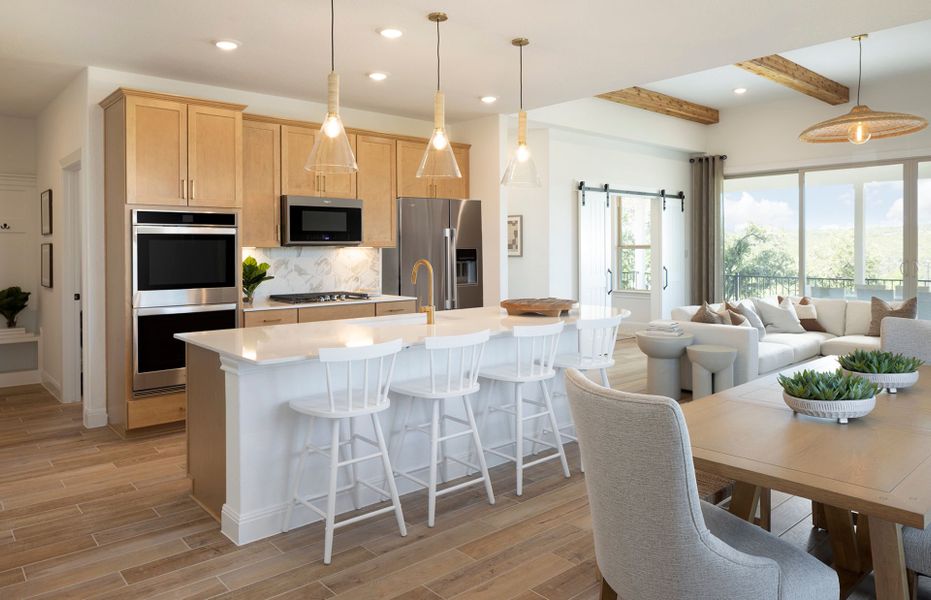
[177,305,627,545]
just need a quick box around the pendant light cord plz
[519,44,524,110]
[436,19,441,91]
[856,36,862,105]
[330,0,335,72]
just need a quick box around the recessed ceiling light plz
[480,96,497,104]
[368,72,388,81]
[733,87,748,95]
[214,40,240,51]
[378,28,403,39]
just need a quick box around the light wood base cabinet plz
[298,303,375,322]
[242,309,298,328]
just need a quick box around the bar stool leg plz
[427,399,441,527]
[390,396,414,473]
[541,379,570,478]
[282,416,314,532]
[343,417,359,510]
[323,418,341,565]
[439,398,448,484]
[463,395,495,506]
[599,368,610,388]
[515,382,524,497]
[371,412,407,538]
[472,380,494,475]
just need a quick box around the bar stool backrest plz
[575,315,623,367]
[511,321,565,378]
[423,329,490,394]
[318,338,403,413]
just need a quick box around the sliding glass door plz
[917,161,931,319]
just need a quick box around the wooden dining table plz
[681,356,931,600]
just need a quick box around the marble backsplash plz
[242,247,381,299]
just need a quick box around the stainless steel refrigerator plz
[382,197,483,310]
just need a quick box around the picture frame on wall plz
[507,215,523,257]
[40,189,52,235]
[41,244,53,288]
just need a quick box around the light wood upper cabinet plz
[242,120,281,248]
[281,125,356,198]
[357,135,396,248]
[396,139,470,199]
[125,95,187,206]
[188,105,242,208]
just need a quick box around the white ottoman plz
[635,332,694,400]
[686,344,738,400]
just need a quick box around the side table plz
[635,332,694,400]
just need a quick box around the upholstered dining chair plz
[564,368,839,600]
[881,316,931,363]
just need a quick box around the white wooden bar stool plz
[389,330,494,527]
[544,315,623,471]
[282,338,407,564]
[477,321,570,496]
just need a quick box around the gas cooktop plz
[268,291,374,304]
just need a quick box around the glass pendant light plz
[799,34,927,145]
[416,12,461,180]
[306,0,357,174]
[501,37,540,187]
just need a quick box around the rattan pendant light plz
[306,0,358,174]
[501,38,541,187]
[799,34,927,145]
[416,12,461,180]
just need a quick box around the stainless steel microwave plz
[280,196,363,246]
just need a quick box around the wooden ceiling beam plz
[596,87,719,125]
[735,55,849,105]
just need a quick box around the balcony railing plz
[725,273,931,301]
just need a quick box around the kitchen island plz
[177,305,627,545]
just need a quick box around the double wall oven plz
[132,210,238,393]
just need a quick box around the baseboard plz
[83,406,108,429]
[0,370,41,388]
[41,372,62,401]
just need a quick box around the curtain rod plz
[576,182,686,211]
[689,154,727,163]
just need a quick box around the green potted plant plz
[838,349,923,394]
[778,369,881,424]
[0,286,30,328]
[242,257,274,304]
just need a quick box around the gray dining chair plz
[565,368,839,600]
[881,316,931,363]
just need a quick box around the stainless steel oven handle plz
[134,303,238,317]
[133,225,238,235]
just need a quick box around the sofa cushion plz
[868,296,918,336]
[753,297,806,334]
[671,305,702,321]
[844,300,872,335]
[809,298,847,337]
[820,335,881,356]
[763,332,835,363]
[758,342,796,374]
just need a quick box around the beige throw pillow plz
[777,296,826,332]
[868,296,917,336]
[691,302,725,324]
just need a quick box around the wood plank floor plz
[0,339,927,599]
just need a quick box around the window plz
[723,174,799,300]
[616,196,651,291]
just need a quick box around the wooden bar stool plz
[282,338,407,564]
[477,321,570,496]
[389,330,494,527]
[544,315,623,471]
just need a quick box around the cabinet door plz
[375,300,416,316]
[188,104,242,208]
[321,133,357,199]
[298,304,375,322]
[357,135,396,248]
[125,96,187,205]
[242,309,298,328]
[434,146,470,199]
[396,139,433,198]
[281,125,320,196]
[242,120,281,248]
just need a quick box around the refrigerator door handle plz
[449,227,459,309]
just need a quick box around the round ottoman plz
[686,344,738,400]
[635,332,694,400]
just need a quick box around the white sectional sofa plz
[670,298,880,388]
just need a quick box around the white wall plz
[707,74,931,174]
[35,72,88,401]
[506,128,550,298]
[0,115,36,173]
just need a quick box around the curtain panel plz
[690,155,725,304]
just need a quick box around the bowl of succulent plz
[838,349,923,394]
[778,369,881,424]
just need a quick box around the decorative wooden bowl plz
[500,298,576,317]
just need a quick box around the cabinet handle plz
[180,179,186,200]
[262,318,283,323]
[189,179,195,200]
[383,307,406,313]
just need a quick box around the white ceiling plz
[1,0,931,119]
[646,19,931,110]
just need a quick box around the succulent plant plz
[837,349,923,374]
[778,369,880,401]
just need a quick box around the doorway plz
[61,158,83,405]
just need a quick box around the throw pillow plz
[726,309,750,327]
[777,296,826,333]
[691,301,725,325]
[868,296,918,336]
[752,297,805,333]
[733,301,765,340]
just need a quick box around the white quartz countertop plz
[177,305,630,366]
[242,294,417,312]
